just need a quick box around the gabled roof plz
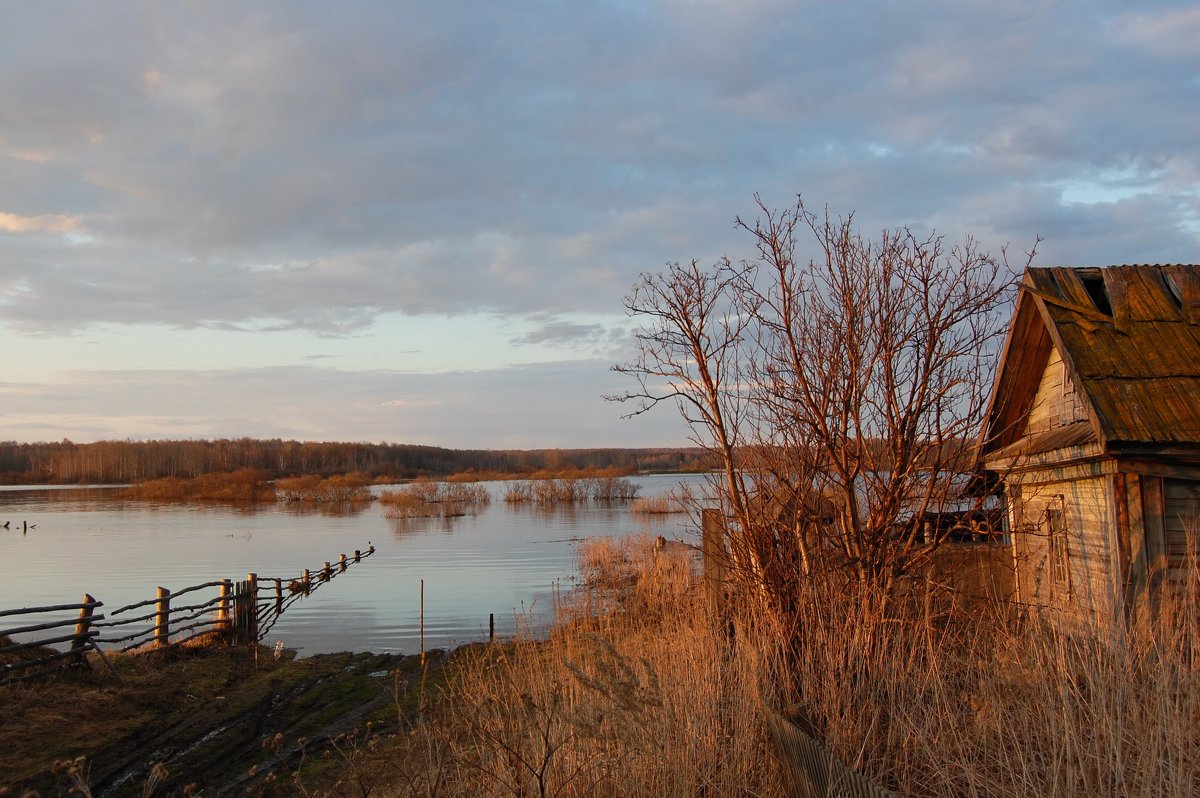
[980,265,1200,458]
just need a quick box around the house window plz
[1046,500,1071,595]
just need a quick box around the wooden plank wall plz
[1024,347,1089,436]
[1014,477,1116,626]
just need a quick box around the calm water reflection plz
[0,474,704,655]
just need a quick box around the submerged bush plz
[503,476,641,505]
[127,468,275,501]
[379,482,491,518]
[276,472,374,502]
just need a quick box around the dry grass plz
[766,575,1200,797]
[362,537,1200,798]
[374,535,783,797]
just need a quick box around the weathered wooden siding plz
[1014,477,1115,625]
[1164,478,1200,581]
[1023,347,1089,436]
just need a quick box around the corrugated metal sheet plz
[1026,265,1200,448]
[989,420,1097,460]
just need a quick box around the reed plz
[628,496,682,515]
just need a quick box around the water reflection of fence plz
[0,545,374,686]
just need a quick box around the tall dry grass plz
[374,535,1200,797]
[758,569,1200,797]
[380,535,783,797]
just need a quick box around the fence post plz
[71,593,97,665]
[701,509,727,622]
[322,561,332,581]
[274,578,283,615]
[489,612,495,643]
[302,568,312,594]
[339,553,348,572]
[154,587,171,648]
[247,572,259,643]
[354,549,361,562]
[217,579,232,633]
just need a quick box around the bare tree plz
[614,195,1032,607]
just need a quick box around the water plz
[0,474,706,656]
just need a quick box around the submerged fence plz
[0,545,374,686]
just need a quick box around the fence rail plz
[0,545,374,686]
[0,596,102,685]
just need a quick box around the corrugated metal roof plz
[1026,265,1200,447]
[989,421,1098,460]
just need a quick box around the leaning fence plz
[765,707,896,798]
[0,545,374,687]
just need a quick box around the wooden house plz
[978,265,1200,627]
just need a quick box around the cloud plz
[0,211,81,234]
[0,1,1197,444]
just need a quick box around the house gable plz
[979,277,1101,469]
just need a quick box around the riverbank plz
[1,533,781,797]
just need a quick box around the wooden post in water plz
[217,579,232,633]
[154,587,171,648]
[72,593,97,665]
[302,568,312,594]
[338,553,348,572]
[354,549,361,562]
[489,612,495,643]
[274,578,283,615]
[419,578,425,668]
[322,561,332,581]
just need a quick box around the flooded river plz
[0,474,704,655]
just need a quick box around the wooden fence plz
[765,708,896,798]
[0,545,374,687]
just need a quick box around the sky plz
[1,1,1197,449]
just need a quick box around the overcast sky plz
[1,1,1197,448]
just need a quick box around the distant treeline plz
[0,438,712,485]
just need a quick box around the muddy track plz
[3,648,440,797]
[91,652,427,797]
